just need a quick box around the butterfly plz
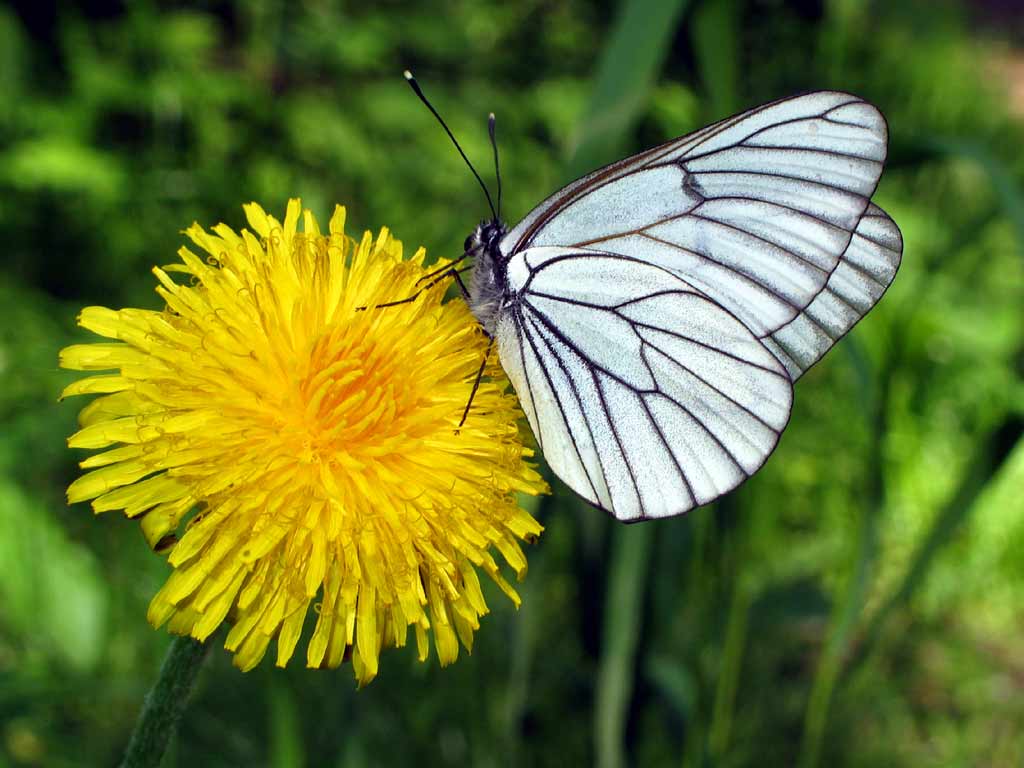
[403,72,902,522]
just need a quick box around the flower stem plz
[121,635,211,768]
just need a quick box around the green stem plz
[595,524,654,768]
[708,577,752,761]
[797,500,879,768]
[798,346,890,768]
[121,635,211,768]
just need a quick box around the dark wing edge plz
[762,202,903,379]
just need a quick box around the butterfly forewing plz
[500,92,894,347]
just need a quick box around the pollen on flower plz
[59,199,547,684]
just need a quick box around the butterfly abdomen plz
[466,220,511,335]
[468,248,508,334]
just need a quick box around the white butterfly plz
[407,76,902,522]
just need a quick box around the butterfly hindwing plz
[762,203,902,378]
[495,248,793,521]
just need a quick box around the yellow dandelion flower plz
[59,199,547,684]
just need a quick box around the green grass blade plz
[798,355,890,768]
[691,0,741,117]
[566,0,692,180]
[797,500,881,768]
[708,577,753,761]
[595,523,654,768]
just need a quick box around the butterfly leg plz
[414,253,468,286]
[356,264,473,310]
[449,268,471,301]
[456,333,494,431]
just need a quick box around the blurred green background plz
[3,0,1024,765]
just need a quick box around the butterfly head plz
[464,219,507,259]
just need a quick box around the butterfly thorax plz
[466,219,509,334]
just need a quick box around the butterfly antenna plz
[404,70,497,221]
[488,112,502,220]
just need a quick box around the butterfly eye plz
[463,235,475,253]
